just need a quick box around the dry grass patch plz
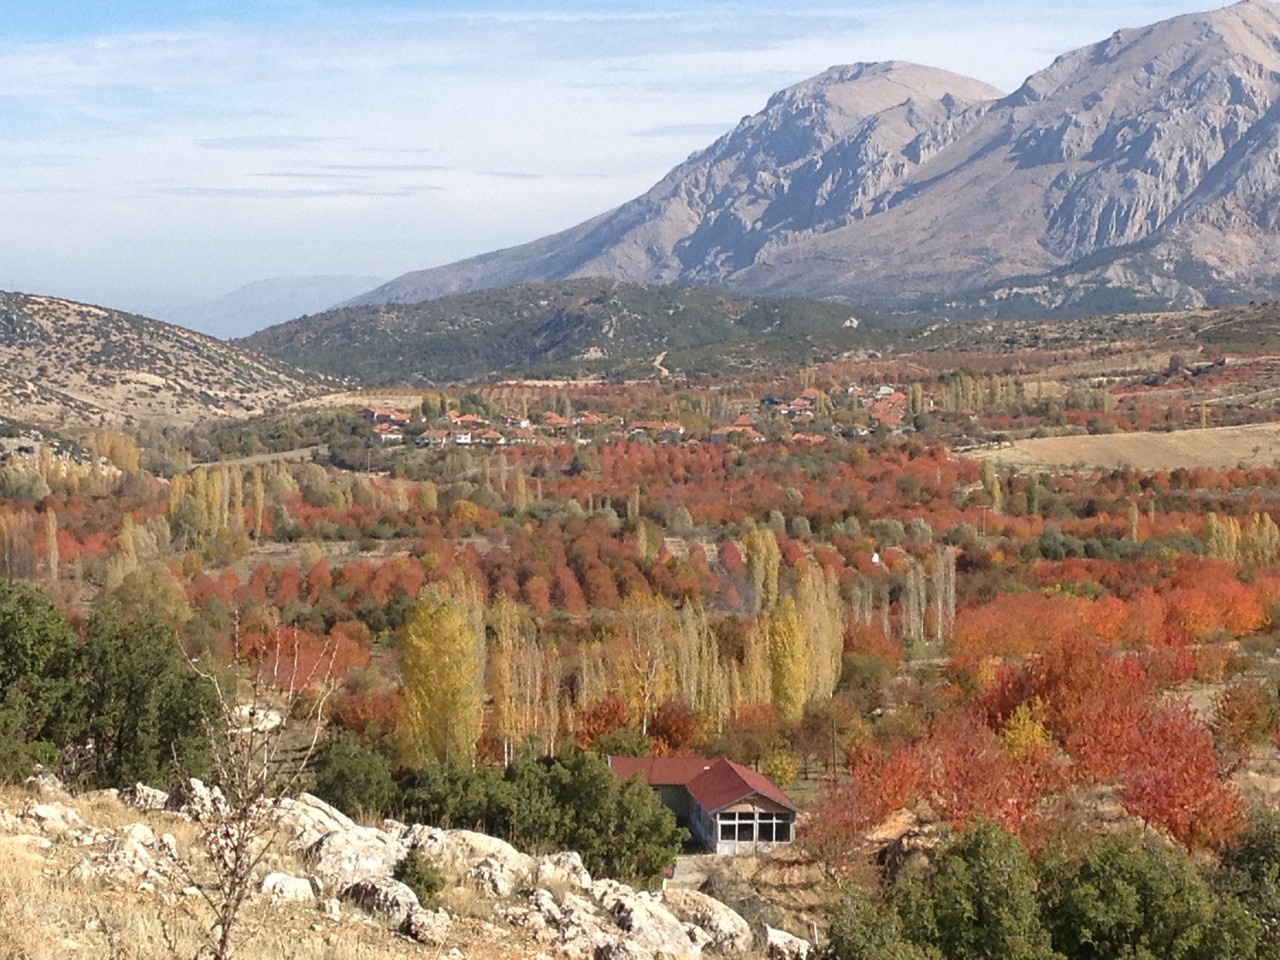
[970,421,1280,471]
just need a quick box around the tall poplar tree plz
[399,581,485,768]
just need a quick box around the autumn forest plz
[8,347,1280,957]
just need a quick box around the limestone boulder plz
[164,779,228,822]
[402,824,536,890]
[341,876,421,924]
[23,771,69,800]
[121,783,170,812]
[21,801,85,836]
[662,889,752,955]
[276,793,357,849]
[400,906,454,946]
[595,883,699,960]
[307,825,406,887]
[261,872,321,902]
[764,926,811,960]
[534,851,592,892]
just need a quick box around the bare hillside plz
[0,291,329,428]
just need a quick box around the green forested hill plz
[241,279,893,383]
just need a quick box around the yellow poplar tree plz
[795,562,843,702]
[740,619,773,706]
[487,596,527,764]
[249,468,266,539]
[767,597,808,726]
[399,584,486,768]
[45,509,58,588]
[743,528,781,614]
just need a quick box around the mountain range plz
[155,276,385,339]
[346,0,1280,316]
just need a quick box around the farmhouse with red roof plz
[608,756,798,855]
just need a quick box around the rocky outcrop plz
[0,783,805,960]
[661,889,753,955]
[347,1,1280,315]
[122,783,170,812]
[340,877,421,924]
[399,823,538,895]
[592,880,699,960]
[276,792,357,848]
[165,778,228,823]
[765,925,812,960]
[306,825,407,888]
[535,851,593,891]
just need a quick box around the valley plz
[12,3,1280,959]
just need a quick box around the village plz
[357,382,913,449]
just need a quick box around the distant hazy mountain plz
[0,291,326,427]
[351,1,1280,315]
[161,276,385,338]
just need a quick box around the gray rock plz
[121,783,170,812]
[597,886,699,960]
[469,853,527,898]
[23,771,68,799]
[261,872,320,902]
[401,824,536,893]
[341,876,420,924]
[593,941,655,960]
[276,793,357,849]
[662,889,752,955]
[764,926,811,960]
[307,825,406,887]
[164,778,228,822]
[534,851,592,891]
[21,801,85,835]
[400,906,454,946]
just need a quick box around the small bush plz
[394,851,445,908]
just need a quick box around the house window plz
[718,812,755,842]
[756,813,793,843]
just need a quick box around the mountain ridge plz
[348,0,1280,314]
[245,278,890,384]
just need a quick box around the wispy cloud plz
[149,184,440,199]
[198,135,332,150]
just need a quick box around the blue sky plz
[0,0,1221,319]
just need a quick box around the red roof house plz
[609,756,798,854]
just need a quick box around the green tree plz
[895,821,1057,960]
[78,602,217,789]
[549,751,685,885]
[312,729,396,818]
[823,884,940,960]
[1216,810,1280,960]
[0,578,81,781]
[1041,833,1257,960]
[393,851,445,908]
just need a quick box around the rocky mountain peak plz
[348,1,1280,315]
